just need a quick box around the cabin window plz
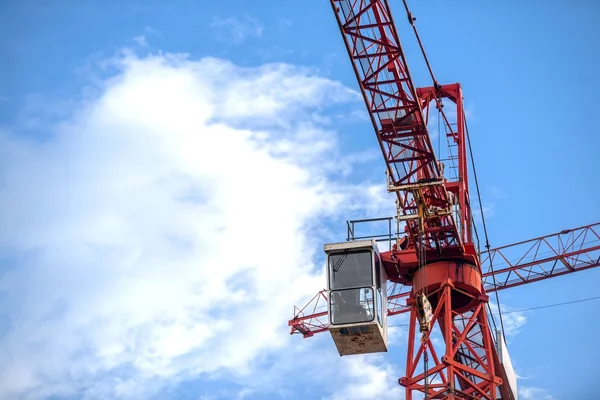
[328,250,373,290]
[329,287,375,325]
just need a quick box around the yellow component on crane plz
[416,191,426,234]
[416,293,433,333]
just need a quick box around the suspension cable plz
[471,212,481,255]
[465,115,507,342]
[400,0,439,90]
[399,0,506,388]
[399,0,455,139]
[388,295,600,327]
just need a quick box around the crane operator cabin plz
[325,239,388,356]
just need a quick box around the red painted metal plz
[289,283,411,338]
[329,0,463,254]
[289,222,600,335]
[400,279,502,399]
[481,222,600,291]
[288,1,599,398]
[378,83,477,288]
[288,290,328,338]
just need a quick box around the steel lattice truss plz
[331,0,460,251]
[481,222,600,291]
[289,1,599,398]
[289,222,600,338]
[401,284,502,400]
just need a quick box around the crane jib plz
[330,0,468,253]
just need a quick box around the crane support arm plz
[329,0,461,251]
[288,284,410,338]
[288,222,600,337]
[481,222,600,292]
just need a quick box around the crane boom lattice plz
[287,2,599,399]
[331,0,461,252]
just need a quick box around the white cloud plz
[488,303,527,337]
[0,51,391,399]
[519,386,557,400]
[210,16,264,45]
[387,313,409,347]
[471,197,496,223]
[464,100,477,121]
[144,25,161,36]
[133,35,148,47]
[277,18,293,30]
[324,355,403,400]
[488,184,508,200]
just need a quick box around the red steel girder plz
[288,222,600,337]
[288,290,329,338]
[481,222,600,291]
[330,0,461,252]
[295,1,598,398]
[419,84,472,246]
[399,282,502,400]
[288,283,410,338]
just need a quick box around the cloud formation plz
[519,386,557,400]
[489,302,527,337]
[210,16,264,45]
[325,355,403,400]
[0,51,393,399]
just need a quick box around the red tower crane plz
[287,1,600,399]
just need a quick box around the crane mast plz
[330,1,508,398]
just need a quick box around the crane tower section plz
[330,0,470,257]
[326,0,516,398]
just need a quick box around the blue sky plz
[1,1,599,399]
